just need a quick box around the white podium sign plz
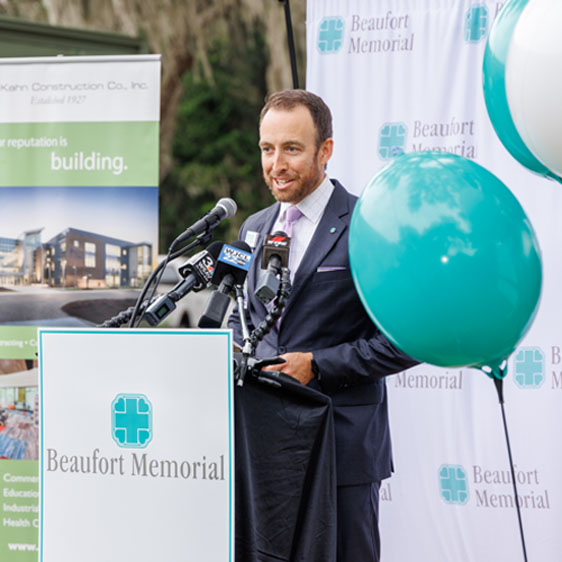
[38,328,233,562]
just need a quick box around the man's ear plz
[318,137,334,167]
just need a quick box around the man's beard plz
[265,166,324,204]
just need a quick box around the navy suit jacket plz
[228,179,417,485]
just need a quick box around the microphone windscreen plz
[261,231,290,269]
[211,240,254,285]
[217,198,237,219]
[178,241,224,279]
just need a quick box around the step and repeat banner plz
[307,1,560,560]
[0,55,160,559]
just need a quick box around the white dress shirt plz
[272,176,335,281]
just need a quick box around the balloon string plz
[492,375,529,562]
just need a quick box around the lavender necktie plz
[282,205,303,238]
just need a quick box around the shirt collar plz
[279,176,334,224]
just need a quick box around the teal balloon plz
[482,0,556,179]
[349,152,542,375]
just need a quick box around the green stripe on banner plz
[0,327,38,360]
[0,122,158,186]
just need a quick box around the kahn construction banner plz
[0,54,160,560]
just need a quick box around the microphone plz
[174,198,237,246]
[255,231,291,305]
[144,241,224,326]
[210,240,254,286]
[198,241,254,328]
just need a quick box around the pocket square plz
[316,266,348,272]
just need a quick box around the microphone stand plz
[250,267,291,346]
[235,267,291,387]
[234,284,252,388]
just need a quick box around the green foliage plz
[159,21,272,252]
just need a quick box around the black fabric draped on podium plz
[235,371,337,562]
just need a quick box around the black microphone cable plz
[128,233,210,328]
[128,198,237,328]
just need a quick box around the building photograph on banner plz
[0,185,157,325]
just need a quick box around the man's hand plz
[261,351,314,385]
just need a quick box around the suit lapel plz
[281,181,351,321]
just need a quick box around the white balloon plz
[505,0,562,176]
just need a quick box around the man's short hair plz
[260,89,333,148]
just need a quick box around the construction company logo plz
[318,16,345,54]
[378,122,407,160]
[464,4,489,43]
[439,464,469,505]
[512,346,545,389]
[111,393,153,449]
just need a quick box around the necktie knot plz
[282,205,303,237]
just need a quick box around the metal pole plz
[493,376,528,562]
[279,0,299,89]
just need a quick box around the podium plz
[39,328,337,561]
[39,329,234,562]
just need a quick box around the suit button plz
[279,345,286,353]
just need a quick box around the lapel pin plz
[330,227,336,233]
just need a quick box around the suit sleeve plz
[312,329,419,391]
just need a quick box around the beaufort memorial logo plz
[464,5,489,43]
[513,346,545,389]
[439,464,470,505]
[318,16,345,54]
[378,122,407,159]
[111,393,153,449]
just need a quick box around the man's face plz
[259,105,333,204]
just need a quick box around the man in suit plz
[228,89,417,561]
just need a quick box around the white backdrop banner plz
[307,1,561,560]
[39,329,234,562]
